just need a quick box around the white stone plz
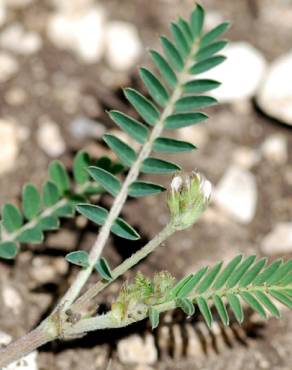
[257,51,292,125]
[117,334,158,365]
[50,0,94,13]
[105,21,142,71]
[2,285,22,315]
[0,24,42,55]
[214,166,257,224]
[70,116,105,139]
[261,223,292,254]
[0,52,19,82]
[201,42,267,103]
[0,119,19,175]
[261,134,288,165]
[3,351,38,370]
[47,6,105,63]
[0,331,12,348]
[37,120,66,157]
[232,146,260,170]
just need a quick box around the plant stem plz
[71,222,175,314]
[0,322,57,368]
[60,42,199,311]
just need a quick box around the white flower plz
[171,175,183,192]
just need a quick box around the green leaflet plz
[0,241,18,259]
[22,184,41,220]
[213,294,229,326]
[266,260,292,285]
[196,261,223,294]
[128,181,166,197]
[226,293,243,323]
[103,134,137,167]
[196,40,228,61]
[178,17,193,46]
[43,181,60,207]
[109,110,148,144]
[165,112,208,129]
[190,4,204,39]
[149,307,160,329]
[88,166,121,197]
[150,50,178,89]
[183,79,221,94]
[269,290,292,308]
[73,151,90,185]
[197,296,212,328]
[239,258,267,287]
[170,22,190,58]
[77,204,140,240]
[141,158,181,174]
[227,255,257,288]
[160,36,184,71]
[189,55,226,74]
[124,88,160,126]
[175,96,217,112]
[213,255,243,290]
[153,137,196,153]
[253,259,282,286]
[241,291,267,319]
[176,297,195,316]
[39,216,60,231]
[49,161,70,195]
[176,266,209,298]
[65,250,89,268]
[2,204,23,233]
[255,291,280,318]
[53,204,74,218]
[200,22,230,47]
[17,226,43,244]
[139,68,169,107]
[169,274,194,299]
[95,257,113,281]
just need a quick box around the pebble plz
[0,52,19,82]
[5,87,28,106]
[117,334,158,365]
[201,42,266,103]
[261,223,292,254]
[36,119,66,157]
[232,146,260,170]
[0,24,42,55]
[177,125,209,148]
[2,285,22,315]
[0,331,12,348]
[105,21,142,71]
[70,116,105,139]
[50,0,94,13]
[47,6,105,63]
[3,351,38,370]
[257,51,292,125]
[261,134,288,165]
[0,119,19,175]
[214,166,258,224]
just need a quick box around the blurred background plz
[0,0,292,369]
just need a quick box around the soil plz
[1,0,292,369]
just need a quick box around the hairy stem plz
[71,222,175,313]
[60,42,199,311]
[0,321,57,368]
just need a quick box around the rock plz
[214,166,257,224]
[0,119,19,175]
[232,146,260,170]
[36,119,66,157]
[3,351,38,370]
[261,134,288,165]
[117,334,158,365]
[0,24,42,55]
[50,0,94,13]
[105,21,142,71]
[0,52,19,82]
[2,285,22,315]
[47,6,105,63]
[0,331,12,348]
[261,223,292,254]
[5,87,28,106]
[201,42,266,103]
[177,125,209,148]
[70,116,105,139]
[257,51,292,125]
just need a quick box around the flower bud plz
[167,171,212,230]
